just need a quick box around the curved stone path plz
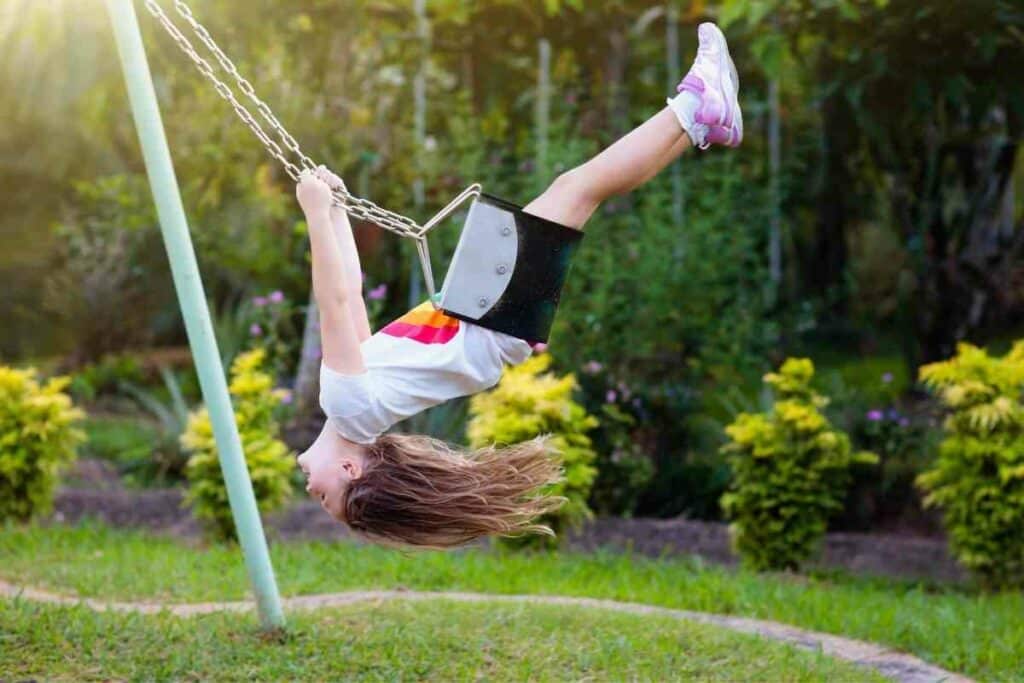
[0,580,968,683]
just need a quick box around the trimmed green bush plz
[588,402,655,517]
[68,352,145,403]
[180,349,294,542]
[721,358,877,571]
[918,342,1024,590]
[468,354,598,548]
[0,367,85,521]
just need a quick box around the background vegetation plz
[1,0,1022,559]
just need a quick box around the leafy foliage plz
[44,176,173,362]
[467,354,598,547]
[573,366,656,517]
[552,154,773,389]
[917,342,1024,589]
[587,402,655,517]
[5,0,1022,537]
[721,358,877,570]
[118,367,193,486]
[68,352,146,403]
[0,367,84,521]
[80,416,160,483]
[723,0,1024,362]
[181,349,294,542]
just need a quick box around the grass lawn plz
[2,523,1021,680]
[1,598,884,682]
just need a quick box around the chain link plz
[142,0,426,239]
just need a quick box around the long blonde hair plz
[340,433,564,549]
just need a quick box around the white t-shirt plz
[319,301,533,444]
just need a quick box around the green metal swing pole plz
[105,0,284,630]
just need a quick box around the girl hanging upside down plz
[296,23,743,549]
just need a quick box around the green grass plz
[80,414,158,464]
[78,414,187,487]
[0,598,884,682]
[2,523,1021,679]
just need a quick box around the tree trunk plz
[536,38,551,179]
[606,27,629,137]
[907,138,1019,364]
[810,86,853,312]
[292,293,321,421]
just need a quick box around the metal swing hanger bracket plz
[409,182,482,302]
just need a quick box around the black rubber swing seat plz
[436,193,583,345]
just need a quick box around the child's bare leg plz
[524,107,690,229]
[524,23,743,231]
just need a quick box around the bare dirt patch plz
[53,460,966,584]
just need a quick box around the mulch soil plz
[53,458,967,584]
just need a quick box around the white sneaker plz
[670,22,743,149]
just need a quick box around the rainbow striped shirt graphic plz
[380,301,460,345]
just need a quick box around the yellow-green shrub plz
[721,358,877,571]
[918,342,1024,590]
[468,354,598,547]
[0,367,84,522]
[181,349,294,542]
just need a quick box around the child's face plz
[297,423,366,520]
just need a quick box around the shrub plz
[835,402,939,532]
[0,367,85,522]
[587,402,655,517]
[44,175,173,361]
[917,342,1024,590]
[467,354,598,548]
[80,415,160,481]
[550,154,774,391]
[68,352,145,403]
[118,367,193,486]
[720,358,877,571]
[239,290,302,380]
[181,349,294,542]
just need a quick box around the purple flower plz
[249,323,263,337]
[252,296,267,307]
[269,290,285,304]
[583,361,603,375]
[887,408,900,421]
[882,372,894,384]
[606,390,618,404]
[866,409,884,422]
[279,390,293,405]
[898,417,910,428]
[368,284,388,301]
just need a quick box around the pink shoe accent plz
[705,124,742,148]
[678,74,705,94]
[673,22,743,149]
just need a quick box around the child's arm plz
[315,167,373,342]
[296,172,366,375]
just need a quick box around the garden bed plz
[55,459,966,584]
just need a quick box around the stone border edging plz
[0,580,968,683]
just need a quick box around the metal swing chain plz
[142,0,426,240]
